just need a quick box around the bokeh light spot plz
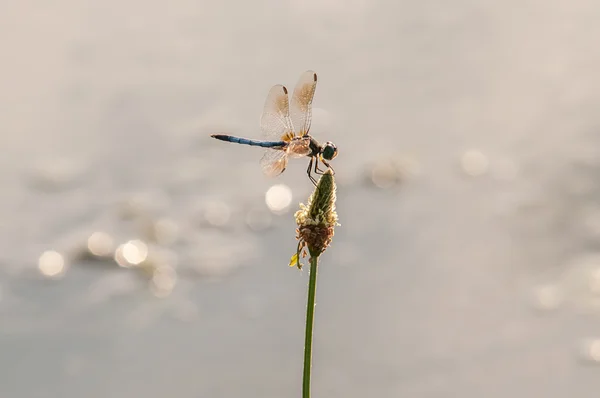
[87,232,114,257]
[265,184,292,214]
[370,161,398,189]
[580,339,600,365]
[203,201,231,227]
[532,284,563,311]
[245,208,272,231]
[460,150,489,177]
[115,240,148,267]
[38,250,66,278]
[150,265,177,298]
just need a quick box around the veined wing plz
[260,148,288,177]
[260,84,295,142]
[290,70,317,137]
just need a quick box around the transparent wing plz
[260,84,294,142]
[290,70,317,137]
[260,148,289,177]
[286,137,312,159]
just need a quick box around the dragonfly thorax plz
[306,136,321,158]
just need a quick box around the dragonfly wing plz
[260,148,289,177]
[260,84,294,142]
[290,70,317,137]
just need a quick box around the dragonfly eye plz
[322,142,338,161]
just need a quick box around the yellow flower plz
[290,170,339,269]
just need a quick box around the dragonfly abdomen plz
[211,134,285,148]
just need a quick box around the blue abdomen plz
[211,134,285,148]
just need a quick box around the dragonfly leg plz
[314,157,325,175]
[322,160,336,175]
[306,157,317,186]
[314,157,322,175]
[314,157,329,176]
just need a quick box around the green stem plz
[302,255,319,398]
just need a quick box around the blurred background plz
[2,0,600,397]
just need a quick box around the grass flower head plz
[290,170,339,269]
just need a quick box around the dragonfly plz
[211,70,337,186]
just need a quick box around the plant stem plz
[302,255,319,398]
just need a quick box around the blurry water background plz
[2,0,600,397]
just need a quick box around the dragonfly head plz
[321,141,338,161]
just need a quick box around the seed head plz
[290,170,339,269]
